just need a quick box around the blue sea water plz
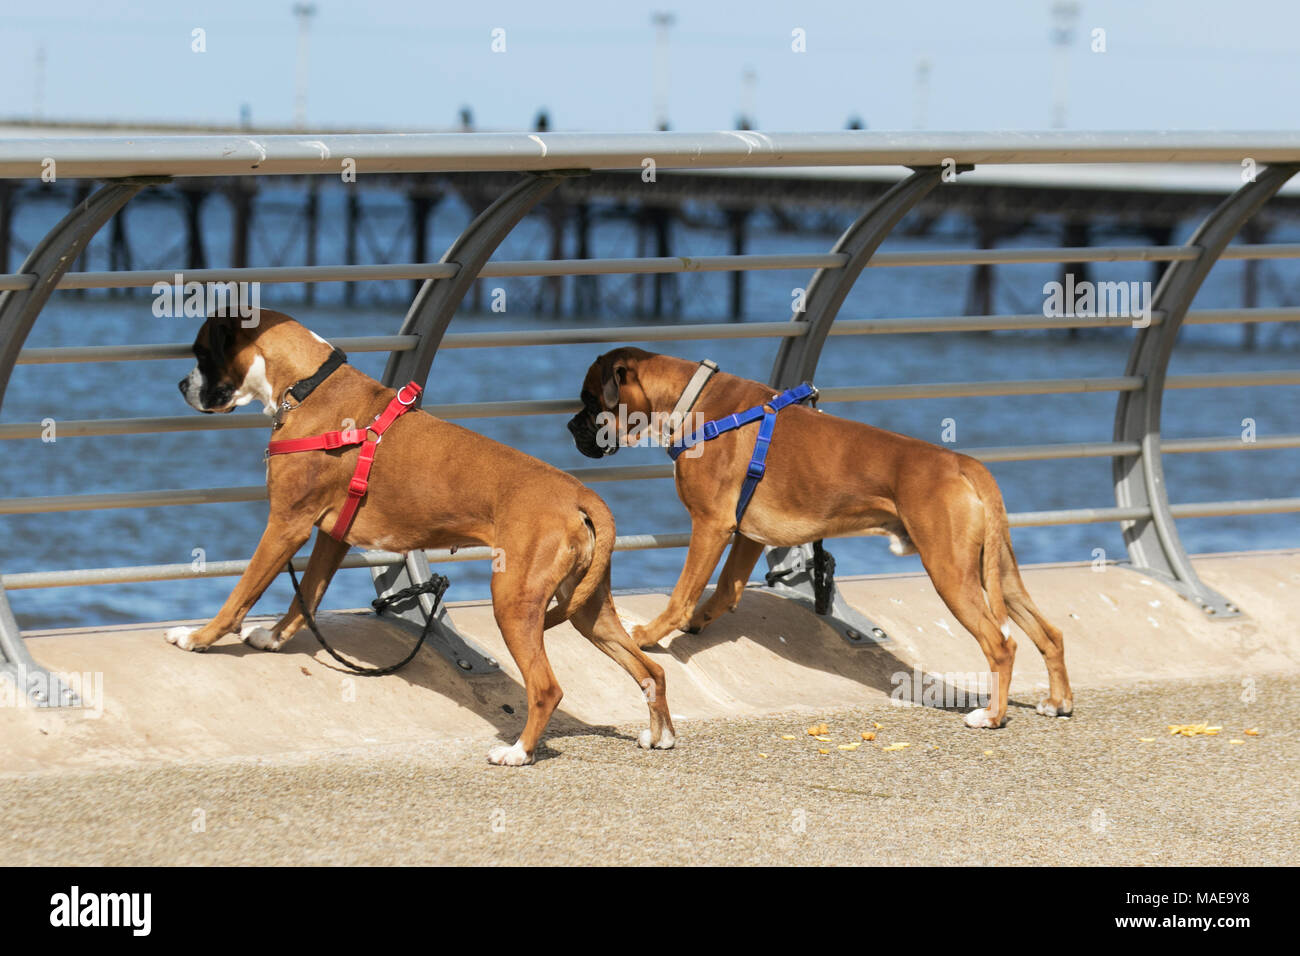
[2,186,1298,630]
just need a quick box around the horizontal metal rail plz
[6,243,1300,295]
[0,253,851,293]
[7,496,1298,591]
[8,434,1299,516]
[0,532,698,590]
[14,303,1300,367]
[7,369,1299,441]
[15,323,804,366]
[437,320,805,348]
[16,334,419,366]
[6,130,1300,180]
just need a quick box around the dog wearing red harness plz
[165,311,676,765]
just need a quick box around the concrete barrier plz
[2,550,1297,775]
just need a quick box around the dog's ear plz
[208,318,233,367]
[600,359,627,409]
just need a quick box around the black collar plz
[273,348,347,428]
[288,348,347,403]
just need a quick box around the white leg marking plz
[639,727,676,750]
[487,740,533,766]
[963,707,1001,729]
[164,625,201,652]
[1038,697,1073,717]
[241,623,283,651]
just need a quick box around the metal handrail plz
[5,369,1298,441]
[0,132,1297,658]
[16,304,1300,367]
[8,435,1300,517]
[8,496,1298,592]
[5,130,1300,180]
[7,242,1300,293]
[15,335,419,365]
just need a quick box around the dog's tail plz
[542,491,616,630]
[960,457,1010,632]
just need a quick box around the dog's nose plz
[177,378,188,395]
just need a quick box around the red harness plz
[266,381,423,541]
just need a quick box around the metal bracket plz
[374,174,563,662]
[369,552,499,676]
[764,544,889,646]
[1112,162,1300,619]
[760,168,946,643]
[0,180,145,706]
[0,595,82,708]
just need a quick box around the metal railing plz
[1,131,1298,702]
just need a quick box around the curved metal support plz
[1113,162,1300,618]
[764,167,948,646]
[0,179,147,706]
[381,173,563,389]
[372,173,563,675]
[769,166,946,388]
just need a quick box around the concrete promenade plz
[2,550,1296,865]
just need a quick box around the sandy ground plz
[2,674,1293,866]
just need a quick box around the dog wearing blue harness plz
[568,348,1073,730]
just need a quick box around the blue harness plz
[666,382,818,522]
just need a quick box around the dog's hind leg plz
[909,496,1016,728]
[998,543,1072,717]
[243,531,350,652]
[488,554,567,766]
[934,573,1017,729]
[685,533,764,634]
[569,578,676,750]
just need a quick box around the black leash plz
[286,562,450,676]
[764,539,837,616]
[811,540,836,616]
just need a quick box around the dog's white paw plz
[487,741,533,767]
[241,624,283,651]
[1036,697,1074,717]
[164,626,202,652]
[963,707,1003,729]
[639,727,676,750]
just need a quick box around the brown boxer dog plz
[569,347,1072,729]
[164,311,675,765]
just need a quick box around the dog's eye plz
[580,390,602,414]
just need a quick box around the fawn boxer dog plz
[568,348,1072,729]
[164,311,675,765]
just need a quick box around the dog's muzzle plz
[568,393,617,459]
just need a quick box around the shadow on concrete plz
[197,610,634,750]
[653,587,1034,721]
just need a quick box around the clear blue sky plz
[2,0,1296,132]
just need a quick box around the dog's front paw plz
[631,625,661,649]
[241,623,283,651]
[638,727,676,750]
[164,626,203,652]
[683,612,711,635]
[487,741,534,767]
[963,707,1005,729]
